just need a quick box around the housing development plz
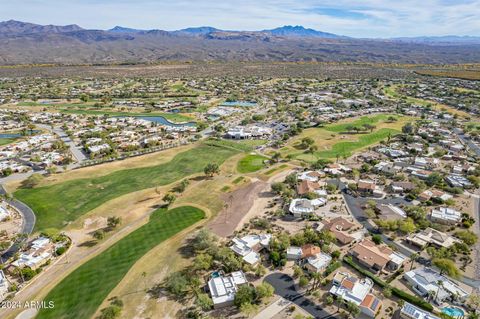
[2,0,480,314]
[0,65,479,319]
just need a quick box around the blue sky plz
[0,0,479,37]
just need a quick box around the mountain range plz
[0,20,479,65]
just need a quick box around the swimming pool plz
[442,307,464,318]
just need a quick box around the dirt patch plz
[207,180,268,238]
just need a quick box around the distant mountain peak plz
[174,26,220,35]
[109,26,144,33]
[0,20,83,34]
[263,25,344,38]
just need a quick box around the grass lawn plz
[237,154,268,173]
[314,128,399,159]
[264,164,288,176]
[383,84,471,118]
[36,206,205,319]
[324,114,397,133]
[0,138,15,146]
[15,140,245,231]
[281,114,412,162]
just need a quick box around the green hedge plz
[343,256,433,312]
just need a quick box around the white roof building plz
[286,246,303,260]
[400,302,440,319]
[0,270,9,302]
[288,198,326,217]
[207,271,248,308]
[297,170,323,182]
[230,234,271,265]
[87,143,111,154]
[305,252,332,273]
[329,272,382,317]
[430,207,462,225]
[404,267,469,303]
[31,237,50,250]
[0,202,9,222]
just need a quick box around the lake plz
[120,116,196,128]
[220,101,257,107]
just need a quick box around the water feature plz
[0,133,22,139]
[137,116,196,127]
[116,116,196,128]
[220,101,257,107]
[442,307,464,318]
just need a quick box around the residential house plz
[430,207,462,225]
[297,170,324,182]
[406,228,459,249]
[357,180,385,198]
[0,202,10,222]
[317,217,364,245]
[230,234,271,265]
[296,180,325,196]
[207,271,248,309]
[350,239,406,272]
[289,198,326,218]
[12,237,53,270]
[404,267,469,304]
[304,252,332,273]
[324,163,351,176]
[0,270,9,302]
[286,246,303,260]
[329,271,382,318]
[357,180,376,196]
[388,182,415,194]
[445,175,473,188]
[418,190,453,202]
[397,302,440,319]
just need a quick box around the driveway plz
[327,179,415,257]
[328,178,480,288]
[264,273,338,319]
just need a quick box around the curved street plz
[0,184,36,260]
[264,273,339,319]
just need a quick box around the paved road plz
[37,124,87,163]
[329,178,480,288]
[0,185,36,260]
[264,273,338,319]
[327,179,415,257]
[52,126,87,162]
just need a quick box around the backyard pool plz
[442,307,464,318]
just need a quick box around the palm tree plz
[310,272,323,292]
[336,296,344,312]
[409,253,419,271]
